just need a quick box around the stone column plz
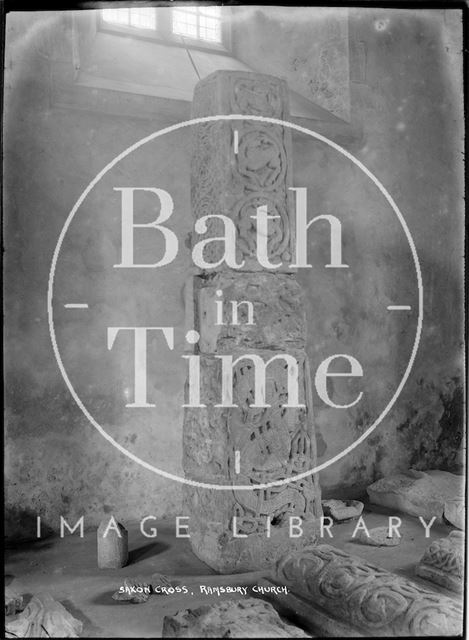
[183,71,321,573]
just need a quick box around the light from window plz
[102,7,156,31]
[173,6,221,43]
[102,6,222,44]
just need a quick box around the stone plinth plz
[184,71,321,573]
[275,545,463,636]
[416,531,464,592]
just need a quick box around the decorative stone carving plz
[416,531,464,592]
[275,545,463,636]
[162,599,311,638]
[112,576,153,603]
[112,573,178,602]
[184,71,321,573]
[191,71,294,273]
[321,499,363,522]
[5,593,83,638]
[367,469,464,522]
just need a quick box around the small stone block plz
[97,516,128,569]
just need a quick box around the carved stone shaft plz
[275,545,463,637]
[162,599,311,638]
[184,71,321,573]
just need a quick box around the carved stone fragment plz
[112,576,152,603]
[111,573,178,602]
[5,593,83,638]
[367,469,464,521]
[191,71,294,274]
[322,499,363,522]
[355,525,401,546]
[275,545,463,636]
[416,531,464,592]
[162,598,311,638]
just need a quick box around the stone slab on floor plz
[162,598,311,637]
[367,469,464,522]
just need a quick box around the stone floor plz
[5,506,462,637]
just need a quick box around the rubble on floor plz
[5,586,24,615]
[416,530,464,592]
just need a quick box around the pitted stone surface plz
[5,593,83,638]
[97,517,128,569]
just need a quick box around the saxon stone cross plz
[183,70,322,573]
